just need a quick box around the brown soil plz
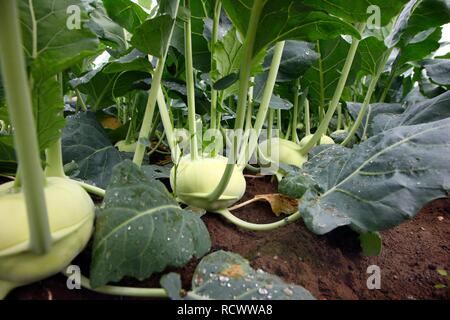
[6,176,450,300]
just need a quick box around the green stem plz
[304,97,311,136]
[64,272,168,298]
[156,88,180,160]
[337,103,342,131]
[75,181,106,197]
[379,70,394,103]
[0,0,51,254]
[277,109,283,138]
[217,209,301,231]
[267,108,274,156]
[234,0,265,132]
[133,3,179,167]
[245,77,255,131]
[133,59,164,166]
[299,23,365,155]
[210,1,221,131]
[291,78,300,143]
[342,48,392,146]
[75,88,87,112]
[240,41,286,166]
[45,139,66,178]
[316,40,325,122]
[184,0,198,160]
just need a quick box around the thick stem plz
[156,88,180,160]
[267,108,274,156]
[45,139,66,178]
[234,0,265,132]
[184,0,198,160]
[0,0,51,254]
[133,58,165,166]
[75,88,87,112]
[341,48,392,146]
[299,23,365,155]
[291,78,300,143]
[304,98,311,136]
[133,3,179,167]
[217,209,301,231]
[240,41,286,166]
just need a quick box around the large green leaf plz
[161,250,315,300]
[357,37,387,76]
[422,59,450,86]
[301,38,360,112]
[61,112,122,188]
[302,0,408,25]
[69,66,149,110]
[19,0,100,83]
[221,0,359,57]
[264,40,319,82]
[90,160,211,288]
[85,0,128,53]
[346,102,405,138]
[395,27,442,68]
[283,117,450,235]
[385,0,450,48]
[370,90,450,134]
[103,0,148,33]
[130,14,175,58]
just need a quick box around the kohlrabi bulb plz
[115,140,137,153]
[259,138,307,168]
[0,177,95,299]
[170,155,246,211]
[299,134,335,148]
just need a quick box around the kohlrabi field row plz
[0,0,449,300]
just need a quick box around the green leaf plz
[346,102,405,138]
[85,1,128,53]
[161,250,315,300]
[103,0,148,33]
[358,37,387,76]
[422,59,450,86]
[434,284,447,289]
[221,0,360,57]
[19,0,100,83]
[395,28,442,68]
[130,14,175,58]
[386,0,450,48]
[90,160,211,288]
[213,73,239,90]
[32,77,66,150]
[302,38,360,112]
[370,91,450,135]
[302,0,408,25]
[69,66,149,110]
[359,232,382,256]
[294,117,450,234]
[62,113,123,188]
[102,49,153,74]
